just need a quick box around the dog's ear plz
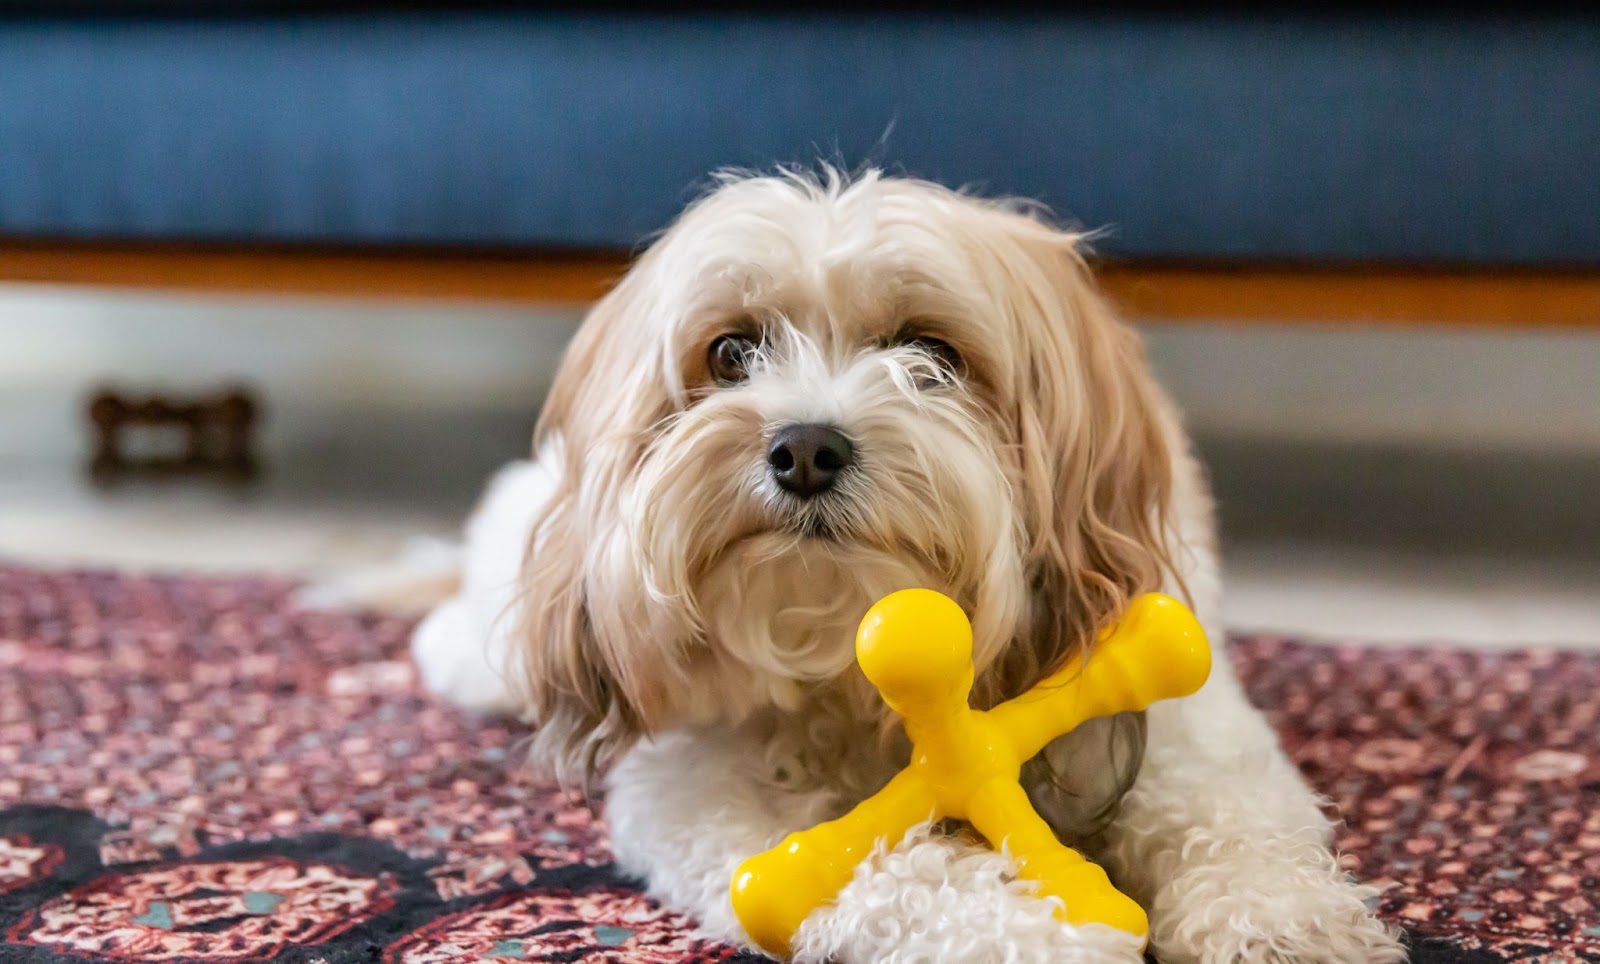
[982,217,1181,833]
[535,260,675,454]
[983,219,1179,690]
[515,266,672,792]
[515,486,642,791]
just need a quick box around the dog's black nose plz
[768,424,854,498]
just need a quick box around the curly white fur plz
[795,826,1147,964]
[411,170,1404,963]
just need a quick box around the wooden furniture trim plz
[0,241,629,304]
[1096,261,1600,329]
[3,240,1598,327]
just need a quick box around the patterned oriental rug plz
[1,565,1597,963]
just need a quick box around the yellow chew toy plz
[729,589,1211,958]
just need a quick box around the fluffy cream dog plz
[412,169,1404,963]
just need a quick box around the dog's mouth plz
[759,507,835,542]
[794,515,839,541]
[771,493,852,542]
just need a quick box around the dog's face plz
[519,172,1176,788]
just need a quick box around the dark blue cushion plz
[2,14,1596,263]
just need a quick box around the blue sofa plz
[2,10,1597,266]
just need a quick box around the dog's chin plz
[692,520,939,695]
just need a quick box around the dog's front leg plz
[605,727,845,946]
[1098,662,1406,963]
[607,729,1142,963]
[795,824,1146,964]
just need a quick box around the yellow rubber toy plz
[729,589,1211,958]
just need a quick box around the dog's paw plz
[410,597,519,715]
[793,824,1144,964]
[1148,836,1405,964]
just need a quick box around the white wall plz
[3,284,1597,479]
[1142,321,1600,452]
[0,286,579,498]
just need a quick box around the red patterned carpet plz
[0,564,1597,963]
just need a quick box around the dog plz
[411,169,1404,963]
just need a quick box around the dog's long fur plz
[412,170,1405,962]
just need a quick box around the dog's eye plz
[708,334,758,385]
[894,334,963,379]
[907,336,962,372]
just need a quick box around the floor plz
[2,443,1596,650]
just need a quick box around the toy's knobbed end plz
[1108,593,1212,699]
[855,588,973,710]
[731,834,852,959]
[730,859,801,958]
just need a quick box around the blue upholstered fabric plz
[1,15,1597,262]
